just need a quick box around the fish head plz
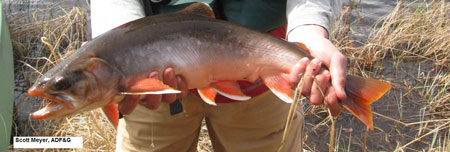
[28,56,123,120]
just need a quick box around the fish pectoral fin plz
[198,87,217,106]
[179,2,215,18]
[211,81,251,101]
[341,75,392,131]
[123,78,181,95]
[101,104,119,129]
[262,74,293,103]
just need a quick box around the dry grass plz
[9,0,450,151]
[359,0,450,122]
[362,0,449,68]
[10,5,116,152]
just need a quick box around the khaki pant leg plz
[116,94,206,152]
[205,91,304,152]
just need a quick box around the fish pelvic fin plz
[102,104,119,129]
[198,87,217,106]
[211,81,251,101]
[179,2,215,19]
[342,75,391,131]
[262,74,293,103]
[122,78,181,95]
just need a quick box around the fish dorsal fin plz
[121,78,181,95]
[211,81,251,101]
[293,42,311,54]
[179,2,215,18]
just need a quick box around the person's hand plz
[119,68,188,115]
[287,25,347,116]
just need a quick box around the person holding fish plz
[89,0,346,151]
[28,0,391,150]
[28,0,389,151]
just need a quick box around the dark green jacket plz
[149,0,287,32]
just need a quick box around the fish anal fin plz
[102,104,119,129]
[179,3,215,18]
[211,81,251,101]
[198,87,217,106]
[262,74,293,103]
[124,78,181,95]
[342,75,392,131]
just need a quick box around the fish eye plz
[54,76,71,91]
[53,69,83,91]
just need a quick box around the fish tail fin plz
[102,104,119,129]
[342,75,391,131]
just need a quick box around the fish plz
[27,3,391,130]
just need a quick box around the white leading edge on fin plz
[267,87,293,103]
[197,90,217,106]
[212,88,251,101]
[120,89,181,95]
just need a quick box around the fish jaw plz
[30,102,65,119]
[28,83,122,120]
[28,86,75,120]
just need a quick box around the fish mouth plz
[28,86,75,120]
[29,102,65,120]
